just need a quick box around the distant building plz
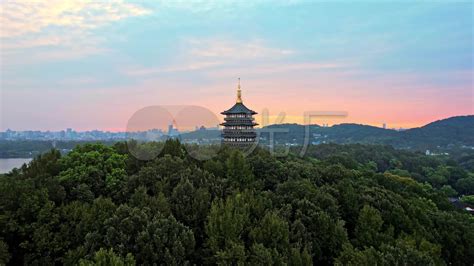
[449,197,474,215]
[66,128,74,139]
[383,123,386,129]
[167,120,179,137]
[220,79,258,146]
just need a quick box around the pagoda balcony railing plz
[224,114,255,118]
[222,127,256,130]
[222,128,256,132]
[221,120,258,126]
[222,129,256,133]
[222,131,256,135]
[222,136,258,139]
[222,137,257,140]
[222,130,257,135]
[224,117,255,121]
[223,131,257,136]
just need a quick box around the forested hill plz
[262,115,474,149]
[0,140,473,265]
[401,116,474,148]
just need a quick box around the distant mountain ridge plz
[181,115,474,150]
[402,116,474,146]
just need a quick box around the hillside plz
[0,140,473,264]
[260,115,474,150]
[400,116,474,149]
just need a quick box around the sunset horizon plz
[1,1,472,131]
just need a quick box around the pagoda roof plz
[221,102,257,115]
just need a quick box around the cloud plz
[0,1,151,62]
[147,0,301,14]
[57,76,98,86]
[0,0,150,38]
[126,61,224,76]
[187,38,294,59]
[206,62,352,78]
[123,36,355,83]
[124,37,297,77]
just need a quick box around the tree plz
[79,248,135,266]
[460,195,474,205]
[0,240,11,265]
[170,178,210,228]
[455,177,474,194]
[249,211,289,253]
[203,159,225,178]
[226,150,254,187]
[354,205,384,248]
[205,192,251,264]
[440,185,458,197]
[135,215,195,265]
[103,205,149,257]
[161,139,185,158]
[129,186,171,216]
[58,144,127,199]
[335,243,381,266]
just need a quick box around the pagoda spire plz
[236,77,242,103]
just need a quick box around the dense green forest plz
[1,140,474,265]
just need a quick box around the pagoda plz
[221,79,258,146]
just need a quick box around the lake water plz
[0,158,32,174]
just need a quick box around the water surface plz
[0,158,32,174]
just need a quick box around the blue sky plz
[1,1,473,130]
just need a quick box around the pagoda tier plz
[221,79,258,146]
[221,121,258,126]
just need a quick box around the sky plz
[1,0,473,131]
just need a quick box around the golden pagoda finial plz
[236,77,242,103]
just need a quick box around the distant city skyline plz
[1,121,412,143]
[1,1,472,131]
[0,120,421,137]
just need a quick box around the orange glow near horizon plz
[72,111,469,133]
[1,2,472,132]
[24,74,470,132]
